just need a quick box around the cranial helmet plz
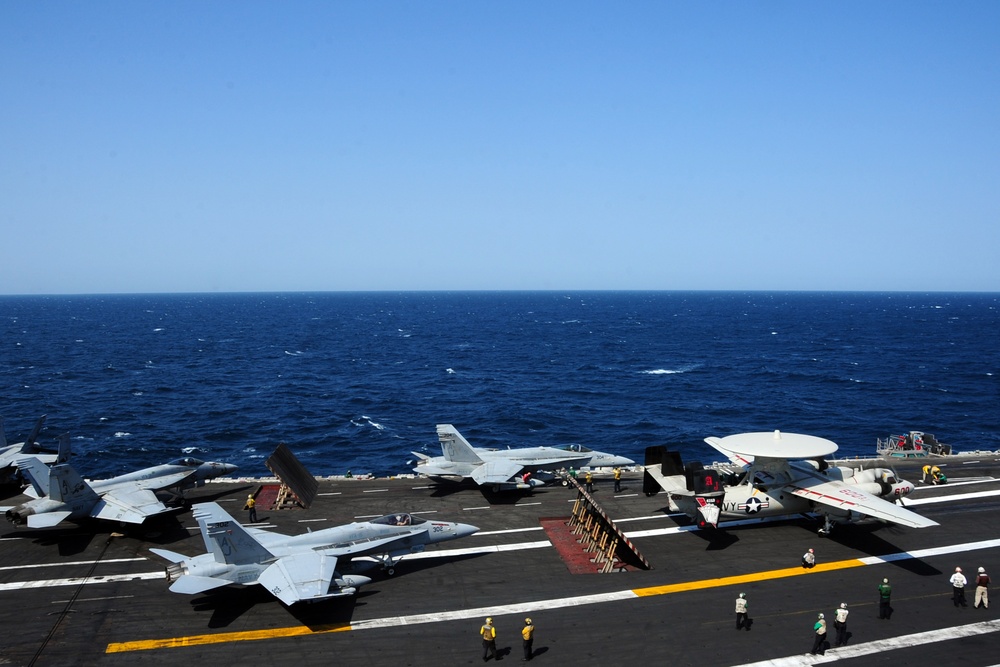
[980,567,986,573]
[486,617,492,624]
[818,613,824,619]
[525,618,532,624]
[883,578,889,583]
[956,567,962,573]
[739,592,746,599]
[840,603,847,609]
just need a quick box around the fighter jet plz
[0,416,67,485]
[150,502,479,605]
[643,430,938,535]
[3,456,238,528]
[412,424,635,491]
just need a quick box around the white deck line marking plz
[0,558,145,572]
[297,518,329,523]
[317,492,342,496]
[729,619,1000,667]
[353,514,381,519]
[905,488,1000,506]
[516,502,542,507]
[351,590,639,631]
[463,506,491,511]
[0,571,164,592]
[411,486,434,490]
[53,595,135,604]
[614,494,639,498]
[362,489,388,493]
[474,527,545,536]
[912,477,996,490]
[410,510,438,515]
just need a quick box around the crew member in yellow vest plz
[480,617,497,661]
[521,617,534,661]
[613,466,622,492]
[585,470,593,493]
[245,494,257,523]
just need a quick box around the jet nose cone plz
[455,523,479,539]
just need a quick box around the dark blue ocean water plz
[1,292,998,480]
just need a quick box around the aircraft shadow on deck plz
[191,583,365,630]
[825,522,944,577]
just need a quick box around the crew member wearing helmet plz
[811,613,827,655]
[481,617,497,661]
[802,548,815,569]
[521,617,534,661]
[833,603,849,646]
[734,592,749,631]
[877,578,892,619]
[951,567,968,607]
[975,566,990,609]
[244,493,257,523]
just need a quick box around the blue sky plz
[2,2,998,294]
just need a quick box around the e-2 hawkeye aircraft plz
[412,424,635,491]
[643,430,938,535]
[150,502,479,605]
[3,453,238,528]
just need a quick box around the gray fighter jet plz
[0,416,67,485]
[150,502,479,605]
[412,424,635,491]
[3,456,238,528]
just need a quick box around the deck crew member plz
[521,617,534,661]
[878,578,892,619]
[585,470,594,493]
[734,592,749,631]
[951,567,968,607]
[613,466,622,492]
[833,603,849,646]
[481,617,498,661]
[244,494,257,523]
[802,548,815,568]
[811,613,827,655]
[975,567,990,609]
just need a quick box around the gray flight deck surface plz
[2,456,999,666]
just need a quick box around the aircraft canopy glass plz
[555,444,594,453]
[168,457,205,467]
[372,513,427,527]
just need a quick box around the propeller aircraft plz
[643,430,937,535]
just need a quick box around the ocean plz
[1,292,997,480]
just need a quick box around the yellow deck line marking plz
[633,559,865,597]
[107,624,352,652]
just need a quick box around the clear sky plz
[2,2,998,294]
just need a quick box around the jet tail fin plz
[16,456,52,497]
[192,502,274,565]
[20,415,47,454]
[436,424,484,464]
[48,464,100,505]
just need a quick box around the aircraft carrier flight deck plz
[1,456,999,667]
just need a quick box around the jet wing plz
[258,551,339,605]
[642,462,688,494]
[470,459,524,486]
[91,488,174,524]
[788,479,939,529]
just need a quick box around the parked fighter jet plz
[3,456,238,528]
[0,416,66,485]
[643,430,938,534]
[412,424,635,491]
[150,502,479,605]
